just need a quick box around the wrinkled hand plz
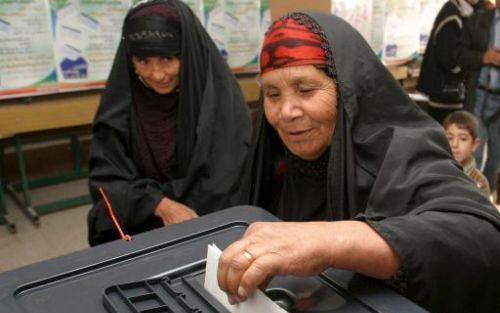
[154,197,198,225]
[483,48,500,66]
[217,221,400,305]
[217,222,334,304]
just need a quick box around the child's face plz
[445,123,480,165]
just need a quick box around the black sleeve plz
[434,19,462,71]
[457,17,485,71]
[358,125,500,313]
[87,126,165,245]
[370,211,500,313]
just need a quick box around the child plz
[443,110,490,195]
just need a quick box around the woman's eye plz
[299,88,314,95]
[264,89,280,100]
[267,93,280,100]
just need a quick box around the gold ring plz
[242,250,254,261]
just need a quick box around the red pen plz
[98,186,132,241]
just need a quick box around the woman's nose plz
[150,67,165,81]
[280,97,303,120]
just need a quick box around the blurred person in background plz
[458,0,499,195]
[474,0,495,11]
[417,0,479,123]
[443,110,490,195]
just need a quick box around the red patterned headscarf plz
[260,17,328,74]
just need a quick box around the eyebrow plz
[262,75,321,89]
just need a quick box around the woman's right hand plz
[154,197,198,225]
[217,221,400,304]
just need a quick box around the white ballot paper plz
[204,244,287,313]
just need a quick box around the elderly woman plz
[87,0,251,245]
[217,12,500,313]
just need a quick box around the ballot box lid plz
[0,206,427,313]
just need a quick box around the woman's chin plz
[152,86,175,94]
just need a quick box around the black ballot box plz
[0,206,428,313]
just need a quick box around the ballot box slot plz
[13,222,248,298]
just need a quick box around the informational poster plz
[204,0,228,58]
[52,0,131,90]
[382,0,420,65]
[225,0,260,72]
[370,0,386,56]
[259,0,270,49]
[0,0,58,99]
[0,0,290,100]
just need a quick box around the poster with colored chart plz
[0,0,58,99]
[51,0,131,90]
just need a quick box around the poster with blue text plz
[0,0,57,99]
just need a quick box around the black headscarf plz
[244,12,500,313]
[87,0,251,245]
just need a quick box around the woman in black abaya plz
[87,0,251,245]
[217,13,500,313]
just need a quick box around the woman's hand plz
[217,222,336,304]
[217,221,400,304]
[154,197,198,225]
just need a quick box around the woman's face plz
[261,65,338,160]
[132,56,180,94]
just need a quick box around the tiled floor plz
[0,179,90,273]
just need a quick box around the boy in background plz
[443,110,491,196]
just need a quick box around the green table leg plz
[0,142,17,233]
[70,135,82,172]
[4,133,91,223]
[6,136,39,225]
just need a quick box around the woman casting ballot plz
[217,12,500,313]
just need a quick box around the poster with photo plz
[0,0,58,99]
[225,0,260,72]
[51,0,131,90]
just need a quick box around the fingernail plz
[228,297,236,305]
[237,286,247,299]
